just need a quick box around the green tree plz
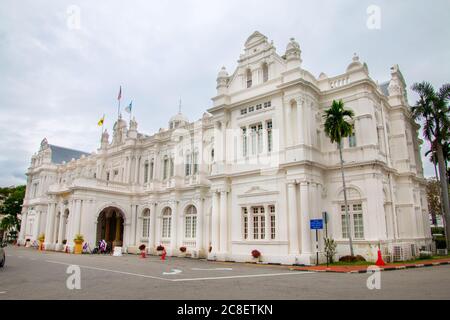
[411,82,450,247]
[427,178,442,225]
[0,185,25,241]
[323,100,355,256]
[0,185,25,216]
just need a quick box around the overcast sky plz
[0,0,449,186]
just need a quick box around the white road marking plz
[171,271,313,282]
[18,256,23,258]
[0,291,6,294]
[163,269,182,275]
[191,267,233,271]
[45,260,169,281]
[43,259,312,283]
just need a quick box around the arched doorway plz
[96,207,124,249]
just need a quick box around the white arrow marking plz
[191,267,233,271]
[163,269,182,275]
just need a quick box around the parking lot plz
[1,246,450,299]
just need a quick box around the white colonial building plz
[18,32,432,264]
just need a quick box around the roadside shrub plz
[179,246,187,253]
[156,245,165,251]
[339,255,366,263]
[251,249,261,258]
[324,238,337,263]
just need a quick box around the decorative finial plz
[178,98,182,114]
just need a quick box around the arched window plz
[338,188,364,239]
[246,69,252,88]
[142,209,150,238]
[184,205,197,239]
[262,63,269,82]
[162,207,172,238]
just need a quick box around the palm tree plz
[323,100,355,256]
[411,82,450,247]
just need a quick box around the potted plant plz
[251,249,261,262]
[73,234,84,254]
[37,234,45,251]
[139,244,146,258]
[179,246,187,257]
[156,245,165,256]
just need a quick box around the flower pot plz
[74,240,83,254]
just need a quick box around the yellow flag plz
[97,115,105,127]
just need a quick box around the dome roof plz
[169,112,189,129]
[169,112,188,123]
[113,117,127,129]
[346,53,363,72]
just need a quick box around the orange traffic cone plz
[376,249,385,266]
[161,249,167,261]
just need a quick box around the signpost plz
[310,219,324,266]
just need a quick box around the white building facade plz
[18,32,432,264]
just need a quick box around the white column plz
[170,202,178,253]
[57,210,65,245]
[247,206,254,240]
[296,97,305,145]
[285,102,292,146]
[19,211,28,242]
[210,191,220,254]
[134,156,140,184]
[149,203,157,249]
[287,182,299,254]
[219,190,228,254]
[196,198,204,253]
[44,202,55,246]
[264,204,270,240]
[130,204,137,246]
[300,182,312,254]
[73,199,82,236]
[52,204,60,243]
[34,211,42,239]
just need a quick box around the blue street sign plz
[310,219,324,230]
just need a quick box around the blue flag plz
[125,101,132,113]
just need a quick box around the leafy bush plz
[73,234,84,242]
[324,238,337,263]
[179,246,187,253]
[339,255,366,263]
[251,249,261,258]
[156,245,165,251]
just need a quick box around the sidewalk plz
[290,257,450,274]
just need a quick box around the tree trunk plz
[339,143,354,256]
[432,163,440,226]
[436,142,450,248]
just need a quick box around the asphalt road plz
[1,246,449,300]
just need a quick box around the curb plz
[292,260,450,274]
